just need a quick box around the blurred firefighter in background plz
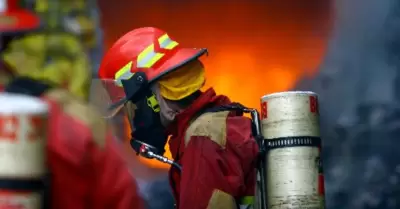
[99,27,259,209]
[0,0,144,208]
[33,0,127,141]
[33,0,102,71]
[3,0,99,101]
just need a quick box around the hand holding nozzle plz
[131,139,182,171]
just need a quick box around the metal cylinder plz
[0,93,48,209]
[260,91,325,209]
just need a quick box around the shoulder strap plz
[199,102,248,115]
[185,102,246,129]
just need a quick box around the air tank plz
[0,93,48,209]
[260,91,325,209]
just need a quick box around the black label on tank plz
[266,136,321,150]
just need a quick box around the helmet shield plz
[89,77,168,156]
[89,78,121,118]
[89,78,128,141]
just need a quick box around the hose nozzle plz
[131,139,182,171]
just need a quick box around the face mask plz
[116,72,180,169]
[128,88,169,156]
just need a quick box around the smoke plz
[387,1,400,82]
[309,0,397,125]
[300,0,400,208]
[137,176,174,209]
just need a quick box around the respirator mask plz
[109,72,179,169]
[128,89,168,156]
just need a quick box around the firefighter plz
[35,0,98,51]
[98,27,259,209]
[0,1,145,208]
[2,0,93,101]
[3,30,92,101]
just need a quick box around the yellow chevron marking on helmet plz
[115,61,133,80]
[158,33,179,50]
[136,43,165,68]
[114,61,134,86]
[135,33,179,69]
[137,44,155,63]
[149,53,165,68]
[158,34,169,44]
[164,41,179,50]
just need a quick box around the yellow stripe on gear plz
[158,33,179,50]
[158,60,205,101]
[146,94,160,112]
[137,44,165,68]
[137,44,155,63]
[114,62,136,87]
[239,196,255,205]
[115,61,133,80]
[146,53,164,68]
[158,34,169,44]
[164,41,179,50]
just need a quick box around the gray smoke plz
[296,0,400,208]
[307,0,396,122]
[138,176,175,209]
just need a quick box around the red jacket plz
[167,88,259,209]
[43,89,144,209]
[0,82,144,208]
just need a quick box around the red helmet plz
[99,27,207,82]
[0,0,41,33]
[98,27,207,106]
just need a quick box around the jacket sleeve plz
[90,133,145,209]
[179,112,259,209]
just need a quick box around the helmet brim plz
[0,10,41,33]
[147,48,208,82]
[107,47,208,115]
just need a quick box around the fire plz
[100,0,332,169]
